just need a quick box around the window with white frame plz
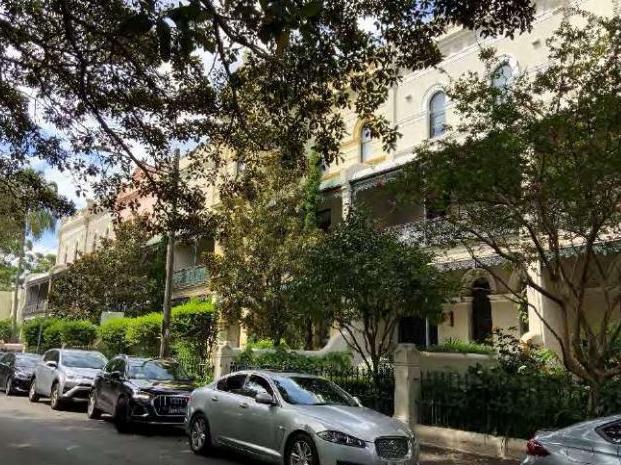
[429,91,447,139]
[360,125,373,162]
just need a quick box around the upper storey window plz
[429,91,447,139]
[492,63,514,94]
[360,125,373,162]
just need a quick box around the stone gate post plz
[393,344,422,427]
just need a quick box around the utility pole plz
[159,149,180,358]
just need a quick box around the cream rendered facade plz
[18,203,114,322]
[316,0,620,353]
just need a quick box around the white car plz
[186,370,419,465]
[29,348,107,410]
[522,415,621,465]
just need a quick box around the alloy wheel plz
[29,379,39,402]
[191,416,207,451]
[289,439,314,465]
[5,378,12,396]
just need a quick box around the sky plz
[32,161,89,258]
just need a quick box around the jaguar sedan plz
[0,352,41,395]
[186,370,419,465]
[522,415,621,465]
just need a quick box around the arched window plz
[429,91,447,139]
[471,278,493,343]
[492,63,514,94]
[360,125,373,162]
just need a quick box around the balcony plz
[23,300,49,318]
[173,266,208,290]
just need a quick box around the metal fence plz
[231,362,395,417]
[417,370,589,439]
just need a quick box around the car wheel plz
[113,396,132,434]
[28,379,40,403]
[287,433,319,465]
[189,413,211,456]
[5,377,13,396]
[50,382,64,411]
[87,390,102,419]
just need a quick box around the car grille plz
[375,437,409,460]
[152,395,189,416]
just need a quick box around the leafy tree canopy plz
[48,218,166,322]
[206,155,322,347]
[0,0,535,232]
[295,209,454,376]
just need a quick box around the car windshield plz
[128,360,192,382]
[272,376,357,407]
[16,355,40,368]
[62,352,106,369]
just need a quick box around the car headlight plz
[317,431,367,448]
[132,392,153,402]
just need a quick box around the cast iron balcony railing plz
[23,300,49,317]
[173,265,208,289]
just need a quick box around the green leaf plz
[119,13,154,36]
[301,1,322,18]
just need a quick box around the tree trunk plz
[587,381,602,418]
[304,318,313,350]
[159,230,175,358]
[11,220,26,342]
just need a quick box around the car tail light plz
[527,439,550,457]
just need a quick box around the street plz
[0,395,517,465]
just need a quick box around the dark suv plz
[88,356,195,433]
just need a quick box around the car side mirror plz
[255,392,276,406]
[110,371,122,380]
[45,361,57,368]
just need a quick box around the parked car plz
[186,370,419,465]
[0,352,41,395]
[29,348,107,410]
[522,415,621,465]
[88,356,195,433]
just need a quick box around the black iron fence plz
[417,370,605,439]
[231,362,395,417]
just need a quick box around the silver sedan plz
[185,370,419,465]
[522,415,621,465]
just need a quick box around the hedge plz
[97,318,130,358]
[22,318,97,352]
[0,319,12,342]
[234,346,353,372]
[125,312,162,357]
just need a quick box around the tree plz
[399,14,621,412]
[296,210,452,383]
[206,156,321,347]
[0,169,73,337]
[0,1,536,227]
[48,218,165,322]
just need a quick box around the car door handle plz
[211,396,218,402]
[239,402,249,409]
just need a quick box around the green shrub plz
[97,318,130,358]
[0,319,13,342]
[235,347,352,372]
[58,320,97,348]
[427,338,495,355]
[22,318,59,351]
[126,312,162,356]
[42,321,64,351]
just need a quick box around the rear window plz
[62,352,106,369]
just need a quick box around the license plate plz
[168,406,186,415]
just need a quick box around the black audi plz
[0,352,41,395]
[87,355,196,433]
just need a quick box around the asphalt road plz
[0,394,517,465]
